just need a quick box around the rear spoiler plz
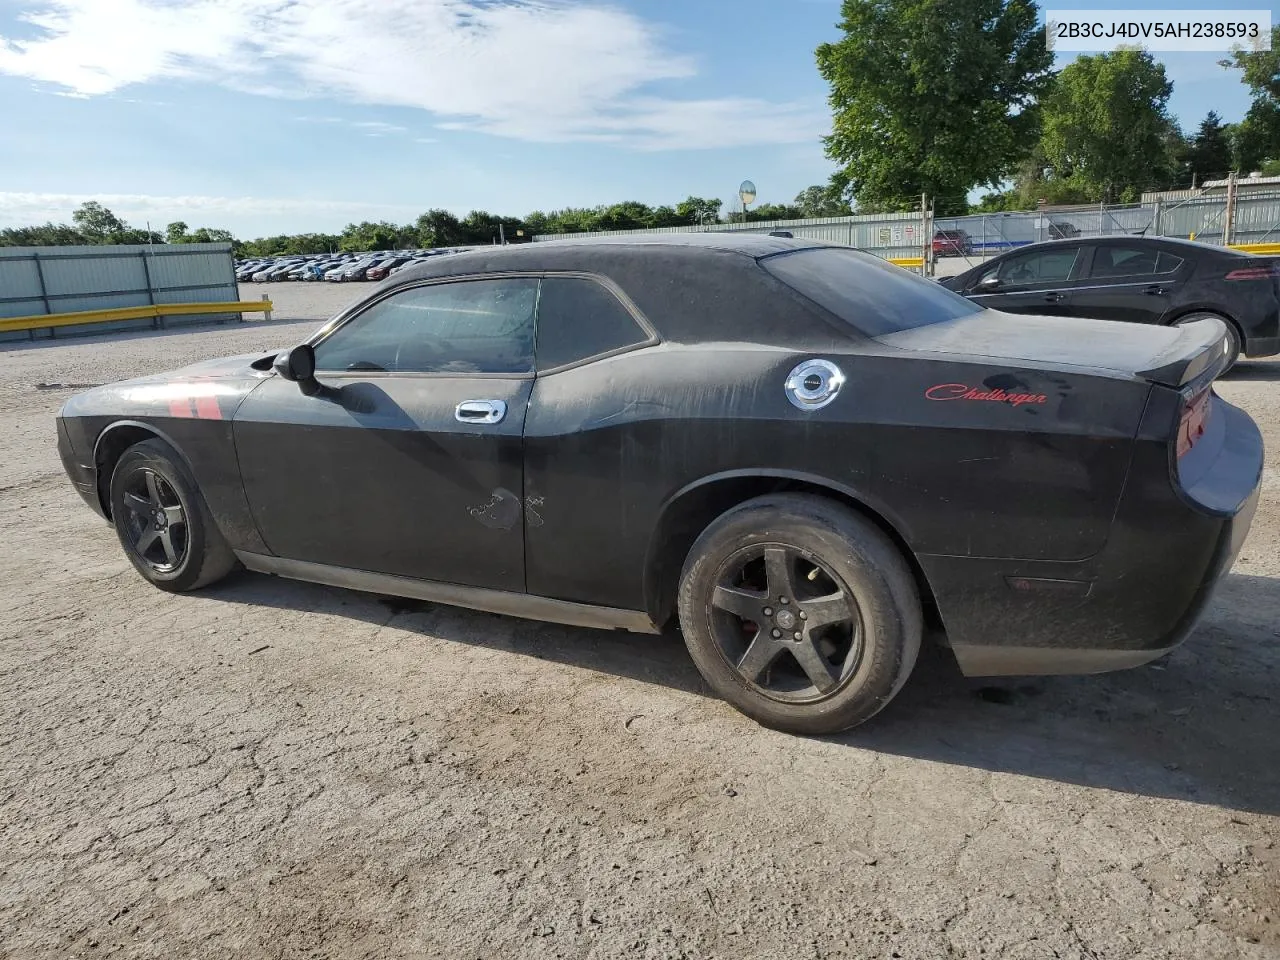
[1136,317,1233,389]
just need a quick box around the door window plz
[312,278,538,374]
[978,247,1080,287]
[1089,246,1163,278]
[535,277,651,371]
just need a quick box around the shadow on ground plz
[1223,360,1280,382]
[204,570,1280,816]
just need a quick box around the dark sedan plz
[940,236,1280,365]
[56,235,1262,735]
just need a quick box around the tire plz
[109,438,237,593]
[1174,312,1241,373]
[677,494,922,735]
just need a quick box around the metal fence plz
[534,211,929,262]
[532,192,1280,273]
[0,242,239,343]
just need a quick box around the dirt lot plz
[1,312,1278,960]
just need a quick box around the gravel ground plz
[240,281,369,323]
[1,315,1278,960]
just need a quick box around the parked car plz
[55,235,1261,735]
[365,257,414,282]
[389,257,429,276]
[337,257,386,282]
[1048,220,1081,239]
[932,229,974,257]
[939,236,1280,365]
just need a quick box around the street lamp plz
[739,180,756,224]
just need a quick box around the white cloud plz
[0,191,421,228]
[0,0,827,149]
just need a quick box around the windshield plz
[761,246,981,337]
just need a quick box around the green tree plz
[340,221,401,252]
[1223,26,1280,100]
[1223,30,1280,170]
[1040,50,1178,201]
[1183,111,1234,182]
[746,202,804,222]
[794,185,851,218]
[71,201,130,243]
[647,205,684,228]
[165,221,189,244]
[0,223,87,246]
[1230,103,1280,171]
[417,208,466,247]
[675,196,721,225]
[816,0,1052,215]
[592,201,654,232]
[188,227,236,244]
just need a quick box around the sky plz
[0,0,1274,238]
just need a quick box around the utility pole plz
[1223,170,1238,246]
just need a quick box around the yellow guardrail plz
[888,257,925,268]
[1229,242,1280,255]
[0,300,275,335]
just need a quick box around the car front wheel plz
[109,438,237,593]
[677,493,922,735]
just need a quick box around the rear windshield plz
[761,246,982,336]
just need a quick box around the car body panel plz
[57,234,1264,678]
[232,373,531,591]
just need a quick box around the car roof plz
[1016,234,1241,256]
[370,232,851,345]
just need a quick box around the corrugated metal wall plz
[533,211,928,261]
[533,195,1280,256]
[0,242,238,343]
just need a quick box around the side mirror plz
[977,275,1002,291]
[272,344,318,394]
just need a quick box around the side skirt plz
[234,551,661,635]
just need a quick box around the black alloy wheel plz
[708,544,864,702]
[119,467,189,573]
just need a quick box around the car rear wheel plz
[1175,312,1241,373]
[677,494,922,735]
[109,438,237,593]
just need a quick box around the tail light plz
[1224,264,1280,281]
[1176,386,1212,458]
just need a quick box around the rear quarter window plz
[761,247,982,337]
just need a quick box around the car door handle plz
[1042,292,1064,302]
[1143,285,1165,296]
[454,399,507,424]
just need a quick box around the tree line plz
[0,187,851,257]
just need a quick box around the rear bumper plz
[923,395,1263,677]
[1243,334,1279,358]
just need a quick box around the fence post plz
[1224,171,1238,246]
[920,194,930,276]
[261,294,272,322]
[138,248,161,329]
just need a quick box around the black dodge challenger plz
[56,235,1263,734]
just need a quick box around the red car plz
[364,257,414,282]
[932,229,974,257]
